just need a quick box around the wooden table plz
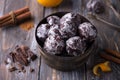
[0,0,120,80]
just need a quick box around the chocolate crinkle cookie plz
[60,12,82,26]
[86,0,105,14]
[44,35,65,55]
[66,36,86,56]
[48,24,61,36]
[47,16,60,25]
[78,22,97,43]
[37,24,50,42]
[60,21,77,39]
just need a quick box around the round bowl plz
[35,12,97,71]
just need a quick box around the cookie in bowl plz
[37,24,50,43]
[47,16,60,25]
[60,20,77,39]
[44,35,65,55]
[35,12,97,71]
[78,22,97,43]
[66,36,86,56]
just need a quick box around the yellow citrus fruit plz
[37,0,63,7]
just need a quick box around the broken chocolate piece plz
[5,45,37,73]
[16,63,25,71]
[12,51,29,66]
[27,50,37,61]
[8,66,17,72]
[30,68,35,72]
[22,69,26,73]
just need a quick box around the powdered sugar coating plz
[44,35,65,55]
[60,13,82,26]
[60,21,77,39]
[37,24,50,42]
[60,13,73,24]
[78,22,97,42]
[48,24,61,36]
[66,36,86,56]
[47,16,60,25]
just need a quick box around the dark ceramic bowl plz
[35,12,97,71]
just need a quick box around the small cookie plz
[78,22,97,42]
[47,16,60,25]
[44,35,65,55]
[37,24,50,42]
[60,21,77,39]
[66,36,86,56]
[48,24,61,36]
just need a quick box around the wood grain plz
[0,0,43,80]
[0,0,120,80]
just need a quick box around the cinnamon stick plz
[100,53,120,64]
[0,20,13,27]
[0,7,31,27]
[0,16,11,24]
[105,49,120,58]
[0,12,31,27]
[0,7,29,21]
[17,12,31,23]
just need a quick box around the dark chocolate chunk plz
[30,68,35,72]
[8,67,17,72]
[5,45,37,73]
[27,50,37,61]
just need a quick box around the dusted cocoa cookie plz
[37,24,50,42]
[60,21,77,39]
[47,16,60,25]
[48,24,61,36]
[60,13,82,26]
[44,35,65,55]
[87,0,105,14]
[78,22,97,42]
[66,36,86,56]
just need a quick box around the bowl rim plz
[35,11,97,60]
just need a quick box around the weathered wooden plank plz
[86,0,120,80]
[0,0,5,17]
[0,0,26,80]
[40,59,86,80]
[40,0,86,80]
[0,0,43,80]
[1,0,120,80]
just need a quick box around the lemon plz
[37,0,63,7]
